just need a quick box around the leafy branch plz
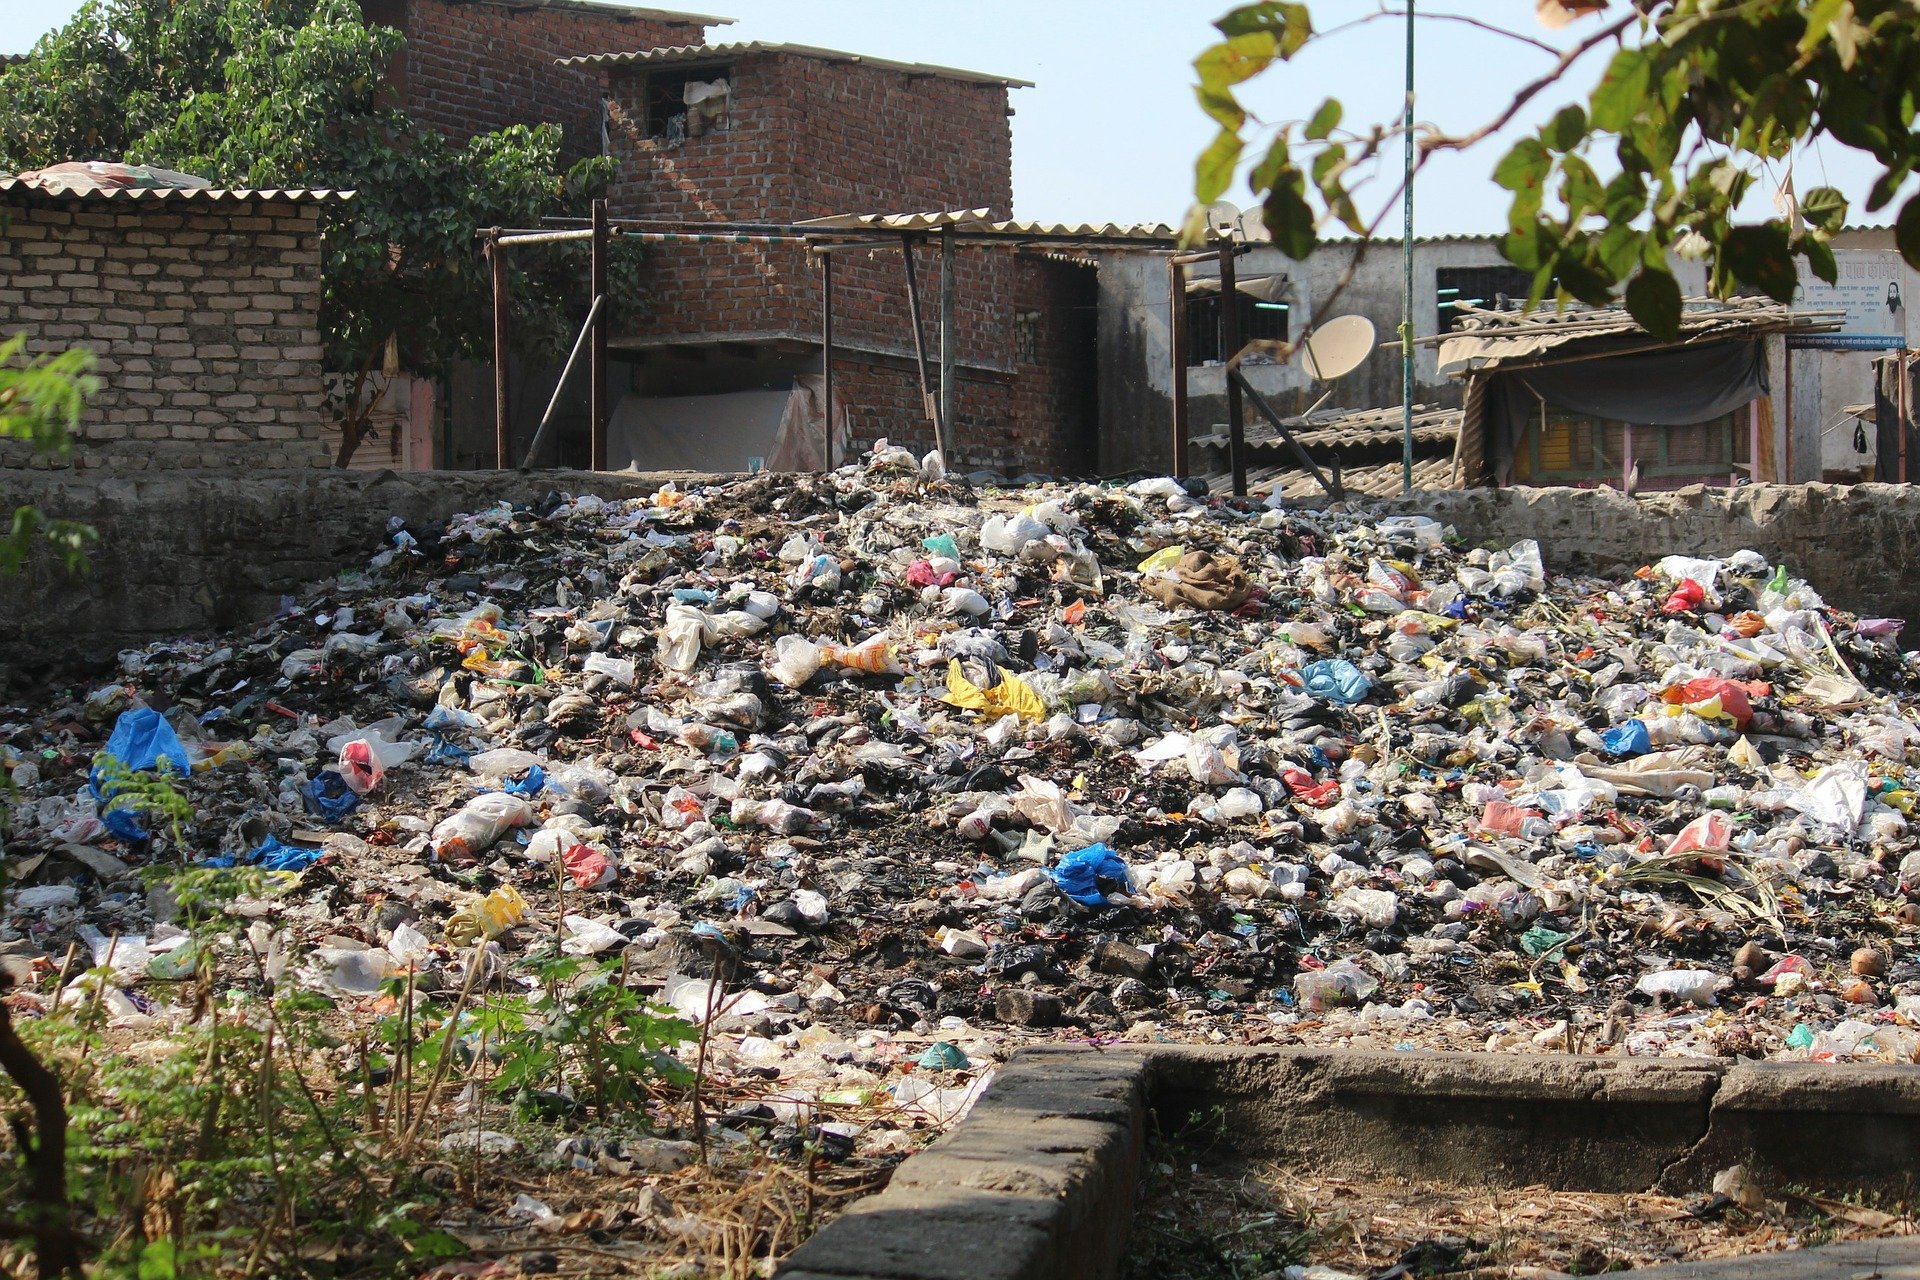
[1193,1,1920,340]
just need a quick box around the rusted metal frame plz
[1169,256,1190,478]
[1220,238,1248,497]
[1228,365,1341,500]
[521,293,604,470]
[821,251,835,472]
[899,234,947,457]
[590,198,609,471]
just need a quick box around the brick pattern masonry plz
[0,197,332,471]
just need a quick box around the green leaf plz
[1214,3,1312,57]
[1260,174,1317,260]
[1195,129,1244,205]
[1494,139,1551,194]
[1543,104,1587,153]
[1194,32,1279,94]
[1799,186,1849,234]
[1590,49,1652,133]
[138,1240,177,1280]
[1720,224,1799,302]
[1897,194,1920,271]
[1625,267,1683,340]
[1800,235,1839,286]
[1305,98,1342,141]
[1247,136,1292,196]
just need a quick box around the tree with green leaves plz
[0,0,620,464]
[1192,1,1920,339]
[1,334,96,575]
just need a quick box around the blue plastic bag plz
[303,770,361,823]
[90,708,193,841]
[503,764,546,797]
[1302,659,1372,705]
[1602,719,1651,757]
[1049,843,1133,906]
[206,834,323,873]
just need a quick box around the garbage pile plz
[9,447,1920,1095]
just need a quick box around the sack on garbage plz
[1142,550,1253,612]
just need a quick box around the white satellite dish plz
[1235,206,1272,243]
[1301,315,1377,382]
[1201,200,1242,238]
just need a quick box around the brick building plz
[551,40,1130,476]
[0,181,344,470]
[355,0,727,162]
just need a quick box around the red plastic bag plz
[1664,677,1759,730]
[1479,800,1543,837]
[338,739,385,796]
[562,843,615,889]
[1663,579,1707,613]
[1280,765,1340,807]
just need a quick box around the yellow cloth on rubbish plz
[944,660,1047,722]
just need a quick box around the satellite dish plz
[1202,200,1242,238]
[1235,206,1272,243]
[1301,315,1377,381]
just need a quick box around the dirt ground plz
[1123,1145,1916,1279]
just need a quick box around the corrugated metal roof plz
[0,178,353,205]
[1193,404,1461,452]
[1203,455,1459,502]
[797,208,1175,244]
[1431,298,1844,375]
[556,41,1031,88]
[466,0,730,23]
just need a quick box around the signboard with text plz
[1789,250,1908,349]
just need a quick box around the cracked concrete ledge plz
[777,1047,1920,1280]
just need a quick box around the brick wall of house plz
[373,0,713,162]
[1007,256,1100,476]
[605,52,1016,370]
[0,196,332,471]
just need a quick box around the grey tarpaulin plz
[1482,339,1765,484]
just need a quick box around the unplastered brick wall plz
[0,196,331,471]
[605,51,1017,370]
[380,0,711,162]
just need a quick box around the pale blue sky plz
[0,1,1897,234]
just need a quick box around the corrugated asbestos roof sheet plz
[1203,456,1458,503]
[797,208,1175,243]
[464,0,730,23]
[556,41,1032,87]
[0,179,354,205]
[1193,404,1462,453]
[1431,298,1844,375]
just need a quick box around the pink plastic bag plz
[338,739,385,796]
[1663,812,1732,857]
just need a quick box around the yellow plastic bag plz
[1137,545,1185,574]
[943,660,1047,722]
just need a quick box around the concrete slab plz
[1625,1238,1920,1278]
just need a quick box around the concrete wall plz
[8,471,1920,676]
[0,195,332,471]
[0,468,694,673]
[1371,481,1920,629]
[1789,228,1920,480]
[1097,237,1537,475]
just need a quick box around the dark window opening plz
[1437,265,1537,332]
[644,66,732,142]
[1187,292,1289,365]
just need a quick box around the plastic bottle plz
[431,792,536,861]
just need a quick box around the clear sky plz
[0,0,1898,234]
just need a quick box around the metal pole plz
[590,198,609,472]
[522,295,605,469]
[489,231,510,469]
[821,253,835,471]
[1220,237,1247,497]
[1400,0,1416,495]
[901,237,945,457]
[1170,258,1190,477]
[940,230,956,460]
